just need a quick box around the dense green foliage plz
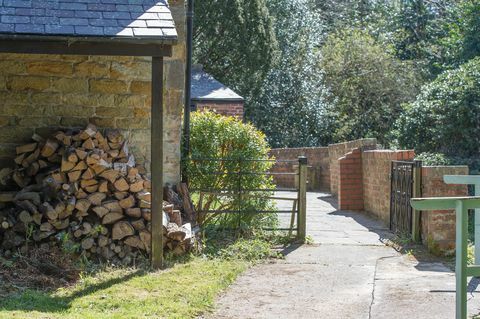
[194,0,480,167]
[186,111,276,229]
[193,0,277,108]
[395,57,480,157]
[320,30,419,144]
[248,0,330,147]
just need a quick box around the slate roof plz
[0,0,177,42]
[191,66,244,102]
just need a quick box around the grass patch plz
[0,257,247,319]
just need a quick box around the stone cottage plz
[0,0,186,185]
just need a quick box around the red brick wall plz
[362,150,414,223]
[195,102,244,118]
[269,147,330,191]
[328,138,377,195]
[421,166,468,254]
[338,149,364,210]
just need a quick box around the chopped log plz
[82,222,92,235]
[51,218,69,230]
[92,206,109,218]
[16,142,37,155]
[0,168,12,185]
[126,207,141,218]
[100,169,119,184]
[0,192,16,202]
[32,212,42,225]
[31,133,45,143]
[106,129,123,144]
[131,219,145,230]
[164,184,182,209]
[119,195,135,209]
[23,148,40,167]
[112,221,135,240]
[68,170,82,183]
[15,191,41,205]
[75,149,88,160]
[129,180,144,193]
[166,223,187,241]
[113,177,129,192]
[80,179,98,189]
[72,161,87,172]
[137,191,151,202]
[38,159,48,169]
[88,192,106,206]
[124,236,144,250]
[81,167,95,180]
[17,200,38,215]
[41,139,59,158]
[39,202,58,220]
[76,188,88,199]
[12,171,28,188]
[61,158,76,172]
[40,222,53,232]
[18,210,32,224]
[139,230,151,253]
[26,162,40,176]
[81,237,95,250]
[141,209,151,221]
[82,138,95,150]
[98,235,109,247]
[98,180,109,193]
[114,191,128,200]
[14,153,26,165]
[139,200,151,209]
[103,200,122,212]
[75,199,91,212]
[102,212,124,224]
[169,210,182,227]
[177,183,196,224]
[66,197,76,212]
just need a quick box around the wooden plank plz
[411,160,422,242]
[444,175,480,264]
[0,38,173,57]
[151,56,164,269]
[456,200,468,319]
[297,156,307,242]
[411,196,480,211]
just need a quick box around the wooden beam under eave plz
[151,56,164,269]
[0,38,173,57]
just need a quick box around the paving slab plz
[209,192,480,319]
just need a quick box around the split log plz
[41,139,59,158]
[112,221,135,240]
[102,212,124,224]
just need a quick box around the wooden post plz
[151,56,164,269]
[410,196,480,319]
[297,156,307,242]
[412,160,422,242]
[456,199,468,319]
[444,175,480,265]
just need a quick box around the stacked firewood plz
[0,124,196,264]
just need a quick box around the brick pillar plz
[338,148,364,211]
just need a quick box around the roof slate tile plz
[0,0,177,40]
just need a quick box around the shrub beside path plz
[208,193,480,319]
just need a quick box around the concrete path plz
[210,192,480,319]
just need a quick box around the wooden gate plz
[390,160,422,234]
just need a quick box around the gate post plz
[297,156,307,242]
[412,160,422,242]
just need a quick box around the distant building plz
[191,65,245,118]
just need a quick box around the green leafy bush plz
[395,57,480,157]
[414,152,452,166]
[320,29,420,145]
[186,111,277,230]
